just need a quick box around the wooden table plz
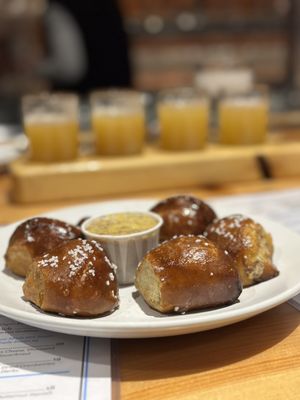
[1,173,300,400]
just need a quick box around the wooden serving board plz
[9,135,300,203]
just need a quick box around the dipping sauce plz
[86,212,158,236]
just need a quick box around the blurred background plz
[1,0,300,142]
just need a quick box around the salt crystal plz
[109,272,115,281]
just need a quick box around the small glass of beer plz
[218,86,269,145]
[22,92,79,162]
[157,87,209,151]
[90,89,146,156]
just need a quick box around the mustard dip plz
[87,212,158,235]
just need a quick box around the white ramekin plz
[81,211,163,285]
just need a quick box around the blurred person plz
[40,0,132,93]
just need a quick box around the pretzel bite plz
[204,214,279,287]
[135,235,242,314]
[5,217,83,277]
[23,239,119,317]
[151,195,217,242]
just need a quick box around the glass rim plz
[90,89,146,110]
[22,91,78,102]
[157,86,209,102]
[218,84,269,103]
[90,88,144,101]
[21,92,79,115]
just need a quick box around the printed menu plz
[0,315,112,399]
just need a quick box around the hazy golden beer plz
[90,90,146,156]
[158,88,209,151]
[22,93,79,162]
[219,90,268,145]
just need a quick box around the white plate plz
[0,199,300,338]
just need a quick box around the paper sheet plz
[209,187,300,234]
[209,187,300,309]
[0,315,112,399]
